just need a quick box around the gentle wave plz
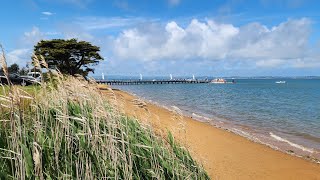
[191,113,211,122]
[270,132,314,153]
[232,128,265,145]
[232,128,254,138]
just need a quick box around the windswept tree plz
[33,39,104,76]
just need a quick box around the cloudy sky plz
[1,0,320,77]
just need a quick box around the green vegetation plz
[0,85,40,96]
[33,39,104,77]
[0,76,209,179]
[7,63,19,74]
[0,63,28,75]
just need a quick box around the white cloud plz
[111,18,318,68]
[22,27,61,44]
[42,11,54,16]
[230,18,311,60]
[22,27,45,46]
[2,27,47,68]
[7,49,32,66]
[112,19,239,61]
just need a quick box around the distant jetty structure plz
[95,73,210,85]
[96,79,209,85]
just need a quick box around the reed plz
[0,49,209,179]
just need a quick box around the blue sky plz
[1,0,320,77]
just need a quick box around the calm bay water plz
[114,79,320,158]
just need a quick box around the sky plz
[0,0,320,77]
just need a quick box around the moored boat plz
[211,78,227,84]
[275,81,286,84]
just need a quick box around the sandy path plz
[102,88,320,180]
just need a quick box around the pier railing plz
[96,79,210,85]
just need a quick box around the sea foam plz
[191,113,210,121]
[270,132,314,153]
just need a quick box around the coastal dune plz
[105,88,320,180]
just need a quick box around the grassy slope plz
[0,85,40,96]
[0,77,209,179]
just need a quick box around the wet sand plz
[102,87,320,180]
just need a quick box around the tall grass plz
[0,48,209,179]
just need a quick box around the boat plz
[275,81,286,84]
[211,78,227,84]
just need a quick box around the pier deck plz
[96,79,210,85]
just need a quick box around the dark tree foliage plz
[8,63,20,74]
[0,64,29,75]
[19,67,28,75]
[33,39,104,76]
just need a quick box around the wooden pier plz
[96,79,210,85]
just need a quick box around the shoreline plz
[115,88,320,162]
[102,87,320,179]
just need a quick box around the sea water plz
[113,79,320,159]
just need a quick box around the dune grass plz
[0,75,209,179]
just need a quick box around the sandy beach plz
[102,88,320,179]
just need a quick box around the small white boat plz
[211,78,227,84]
[275,81,286,84]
